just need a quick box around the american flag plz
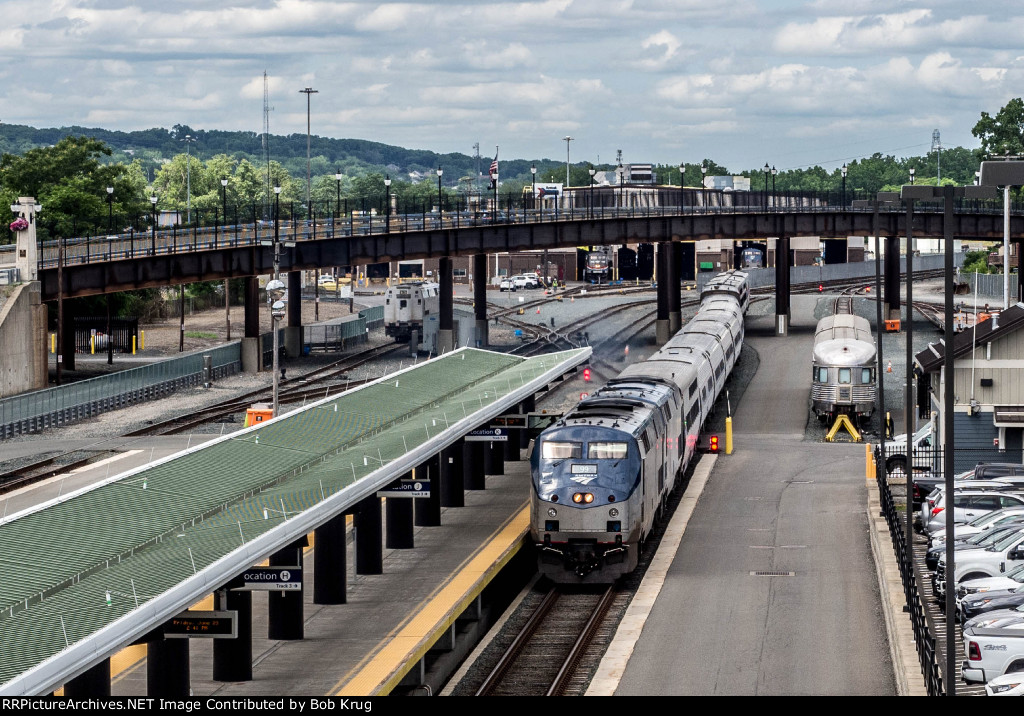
[488,148,499,189]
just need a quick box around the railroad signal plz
[818,284,823,292]
[709,435,719,453]
[583,367,592,382]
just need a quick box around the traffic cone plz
[536,307,541,314]
[887,361,892,373]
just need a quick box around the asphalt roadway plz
[613,295,897,696]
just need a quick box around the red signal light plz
[710,435,719,453]
[818,284,823,292]
[583,367,592,382]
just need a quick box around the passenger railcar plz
[383,281,439,342]
[530,270,748,582]
[810,314,877,421]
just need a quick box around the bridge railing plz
[30,189,1019,271]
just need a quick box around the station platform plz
[110,454,534,696]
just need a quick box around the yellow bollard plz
[132,336,137,355]
[725,416,733,455]
[140,330,145,350]
[91,335,95,355]
[865,443,873,483]
[50,333,55,354]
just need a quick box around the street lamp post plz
[771,165,777,209]
[491,171,498,223]
[299,87,318,215]
[436,166,443,224]
[679,163,685,209]
[106,186,114,233]
[270,185,284,416]
[183,135,196,224]
[334,169,342,236]
[909,167,915,185]
[841,163,848,209]
[617,163,624,210]
[220,177,229,243]
[530,165,536,213]
[762,163,770,211]
[563,136,574,189]
[384,175,392,233]
[588,168,596,219]
[149,195,158,256]
[700,164,707,209]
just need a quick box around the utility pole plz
[299,88,318,211]
[931,129,943,184]
[563,136,574,187]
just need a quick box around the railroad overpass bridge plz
[5,201,1024,385]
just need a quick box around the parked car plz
[960,586,1024,624]
[886,423,934,477]
[499,277,516,291]
[930,508,1024,547]
[916,463,1024,505]
[923,489,1024,537]
[935,525,1024,597]
[985,671,1024,696]
[962,615,1024,684]
[927,523,1024,572]
[512,274,539,290]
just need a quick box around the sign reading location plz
[466,427,508,442]
[377,479,431,498]
[233,566,302,591]
[164,610,237,639]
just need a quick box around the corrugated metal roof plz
[916,303,1024,373]
[0,347,589,692]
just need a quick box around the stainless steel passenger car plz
[530,270,748,582]
[383,281,439,342]
[810,314,877,421]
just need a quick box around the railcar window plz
[688,382,697,398]
[588,442,629,459]
[541,441,581,459]
[839,368,852,384]
[640,431,651,451]
[817,367,828,383]
[400,300,408,308]
[861,368,872,384]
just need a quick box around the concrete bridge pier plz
[285,271,303,358]
[656,242,671,344]
[885,235,901,320]
[464,440,486,489]
[268,536,307,640]
[440,440,465,508]
[313,512,348,604]
[438,256,454,354]
[668,242,682,334]
[775,235,791,336]
[241,277,261,373]
[414,454,442,527]
[474,254,488,347]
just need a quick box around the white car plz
[986,671,1024,695]
[512,274,538,290]
[924,489,1024,537]
[886,422,934,475]
[962,615,1024,684]
[499,277,516,291]
[930,507,1024,546]
[937,525,1024,592]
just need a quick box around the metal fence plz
[876,465,946,696]
[0,343,241,439]
[964,272,1019,300]
[302,306,384,353]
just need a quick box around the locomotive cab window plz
[588,442,628,459]
[400,300,408,308]
[541,441,581,459]
[838,368,851,384]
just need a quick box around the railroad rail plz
[475,585,616,696]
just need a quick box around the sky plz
[1,0,1022,173]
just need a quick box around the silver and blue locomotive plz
[530,270,749,582]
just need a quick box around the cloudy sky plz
[1,1,1021,172]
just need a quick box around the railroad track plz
[475,584,617,696]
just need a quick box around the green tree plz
[973,98,1024,157]
[0,136,146,241]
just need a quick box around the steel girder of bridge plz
[36,210,1019,302]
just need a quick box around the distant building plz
[707,175,751,192]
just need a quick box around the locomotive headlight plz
[572,493,584,503]
[547,508,557,517]
[609,508,619,517]
[583,493,595,504]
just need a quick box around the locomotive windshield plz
[588,442,629,459]
[541,441,581,459]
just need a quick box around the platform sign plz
[377,478,431,498]
[466,427,508,442]
[233,566,302,591]
[491,415,527,429]
[164,610,237,639]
